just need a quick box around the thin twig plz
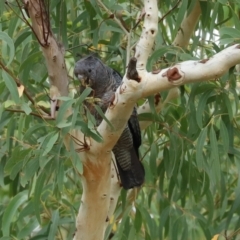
[96,0,129,35]
[69,133,90,152]
[0,60,51,115]
[132,8,145,30]
[38,0,51,44]
[13,0,46,47]
[5,108,54,120]
[158,0,181,23]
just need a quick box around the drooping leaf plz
[48,210,60,240]
[209,125,220,183]
[2,191,28,236]
[0,31,15,66]
[2,71,20,104]
[196,127,207,170]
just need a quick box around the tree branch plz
[126,1,201,208]
[158,0,181,23]
[95,43,240,154]
[137,0,201,130]
[5,108,53,120]
[23,0,68,99]
[173,0,201,48]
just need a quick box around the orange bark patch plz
[154,93,161,105]
[83,157,111,181]
[162,67,181,81]
[199,58,209,63]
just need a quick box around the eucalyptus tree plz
[0,1,240,240]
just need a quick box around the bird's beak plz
[77,74,91,87]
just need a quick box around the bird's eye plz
[88,69,91,73]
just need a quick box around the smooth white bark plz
[173,1,201,48]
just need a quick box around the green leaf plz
[48,210,60,240]
[219,38,235,45]
[23,124,45,138]
[2,191,28,236]
[0,0,5,14]
[14,31,31,49]
[220,120,229,152]
[149,143,158,176]
[5,147,31,177]
[56,120,72,128]
[221,93,233,121]
[209,2,219,36]
[39,155,54,170]
[79,122,103,143]
[138,205,157,238]
[113,206,131,238]
[21,102,32,115]
[84,0,98,30]
[0,31,15,66]
[70,139,83,174]
[196,90,213,128]
[70,87,92,128]
[174,0,188,35]
[21,155,39,187]
[77,87,93,104]
[134,207,142,232]
[19,51,42,73]
[218,0,228,3]
[209,125,220,183]
[57,161,64,191]
[60,2,68,48]
[94,105,114,130]
[127,226,136,240]
[17,219,39,239]
[56,99,75,126]
[34,171,47,223]
[2,71,20,104]
[226,192,240,228]
[219,27,240,39]
[196,127,207,170]
[42,131,59,156]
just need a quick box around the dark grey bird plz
[74,55,145,189]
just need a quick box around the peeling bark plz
[127,57,141,82]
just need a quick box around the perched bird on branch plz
[74,55,145,189]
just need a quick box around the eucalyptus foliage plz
[0,0,240,239]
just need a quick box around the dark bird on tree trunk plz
[74,55,145,189]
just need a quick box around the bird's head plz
[74,55,111,93]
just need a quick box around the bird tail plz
[116,148,145,190]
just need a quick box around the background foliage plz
[1,0,240,239]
